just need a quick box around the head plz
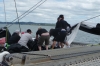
[59,14,64,19]
[57,17,62,22]
[27,29,32,34]
[38,27,42,30]
[49,28,54,36]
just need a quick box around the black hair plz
[49,29,54,36]
[59,14,64,18]
[27,29,32,33]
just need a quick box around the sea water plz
[0,24,100,44]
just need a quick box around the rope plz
[8,7,100,28]
[13,0,21,32]
[5,0,42,27]
[81,15,100,23]
[5,0,47,28]
[7,0,47,28]
[2,0,100,28]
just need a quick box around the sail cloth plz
[79,22,100,35]
[65,22,100,46]
[65,22,81,46]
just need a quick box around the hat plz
[38,26,42,30]
[15,30,20,33]
[21,32,25,34]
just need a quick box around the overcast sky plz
[0,0,100,25]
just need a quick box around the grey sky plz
[0,0,100,25]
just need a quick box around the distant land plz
[0,22,55,26]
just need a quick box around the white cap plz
[38,26,42,30]
[15,30,20,33]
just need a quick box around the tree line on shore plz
[0,22,55,26]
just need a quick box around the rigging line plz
[3,0,7,24]
[5,0,43,27]
[13,0,21,32]
[3,0,8,43]
[82,22,99,25]
[72,14,100,27]
[7,0,47,28]
[6,0,43,27]
[81,15,100,23]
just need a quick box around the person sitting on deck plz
[36,27,50,51]
[7,30,20,45]
[18,29,33,52]
[6,29,36,53]
[4,30,20,50]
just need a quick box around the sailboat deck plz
[8,44,100,66]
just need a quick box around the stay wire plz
[5,0,43,27]
[3,0,7,24]
[8,0,46,28]
[13,0,21,32]
[3,0,8,42]
[6,0,45,28]
[8,6,100,28]
[80,15,100,23]
[72,14,100,27]
[7,0,47,28]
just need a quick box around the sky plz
[0,0,100,25]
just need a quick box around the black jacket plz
[55,19,71,31]
[8,33,20,44]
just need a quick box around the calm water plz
[0,24,100,44]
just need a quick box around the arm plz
[55,22,58,28]
[36,30,38,40]
[66,22,71,28]
[36,35,38,40]
[66,22,72,34]
[29,34,33,40]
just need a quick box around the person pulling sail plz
[55,14,71,48]
[49,28,66,49]
[36,27,50,51]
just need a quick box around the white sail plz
[66,22,81,46]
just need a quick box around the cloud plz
[0,0,100,25]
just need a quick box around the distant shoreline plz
[0,22,55,26]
